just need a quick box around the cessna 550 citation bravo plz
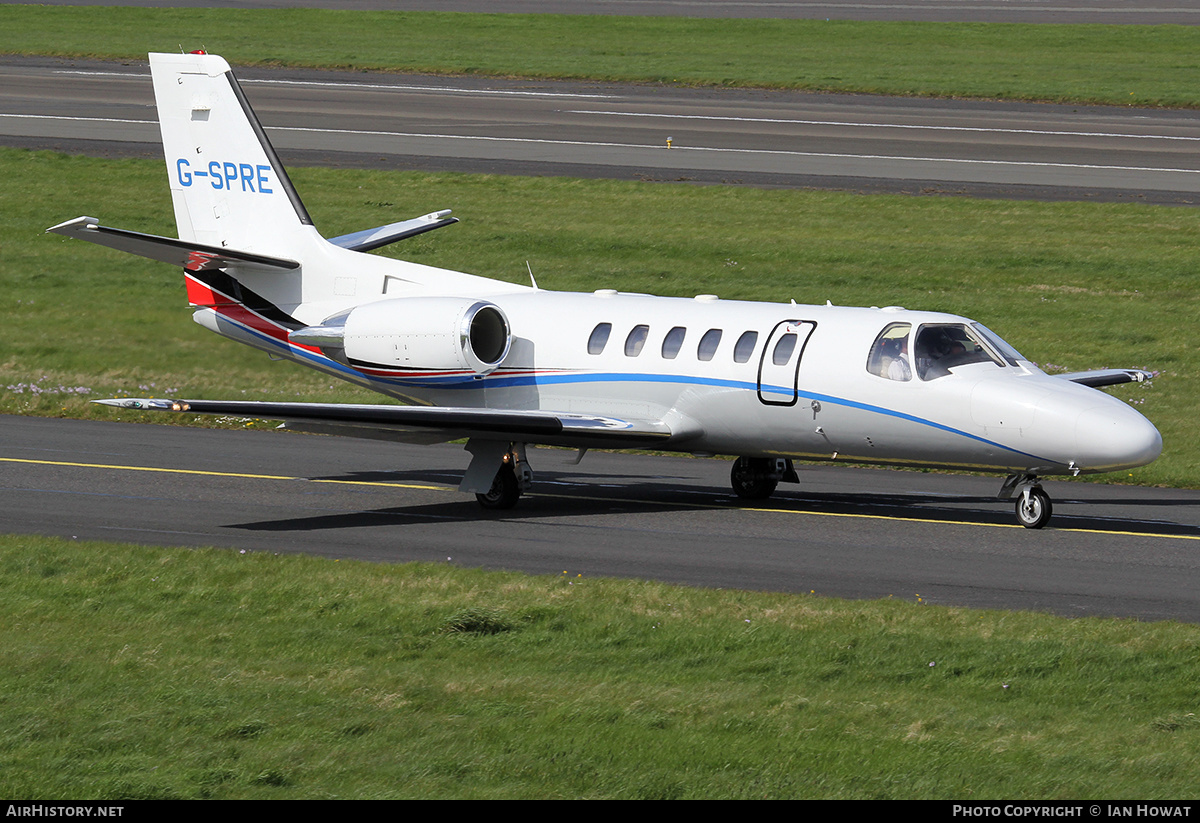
[48,51,1162,528]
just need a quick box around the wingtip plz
[92,398,179,410]
[46,216,98,235]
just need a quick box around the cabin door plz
[757,319,816,406]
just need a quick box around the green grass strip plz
[2,533,1199,798]
[3,7,1200,106]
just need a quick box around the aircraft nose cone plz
[1074,403,1162,471]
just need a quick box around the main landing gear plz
[730,457,799,501]
[477,460,523,509]
[461,440,532,510]
[999,473,1053,529]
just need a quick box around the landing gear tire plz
[476,463,521,510]
[1015,487,1052,529]
[730,456,779,500]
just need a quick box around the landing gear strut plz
[1000,473,1053,529]
[730,457,798,500]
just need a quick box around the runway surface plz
[4,415,1199,623]
[5,57,1200,203]
[7,0,1197,25]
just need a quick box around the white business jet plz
[48,52,1162,528]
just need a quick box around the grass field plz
[2,533,1199,799]
[7,148,1195,486]
[2,7,1200,107]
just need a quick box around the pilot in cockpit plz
[885,337,912,381]
[868,322,914,381]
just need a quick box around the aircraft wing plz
[1051,368,1154,388]
[46,217,299,272]
[92,398,675,448]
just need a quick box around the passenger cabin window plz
[772,333,798,366]
[733,331,758,363]
[697,329,722,362]
[588,323,612,355]
[661,326,686,359]
[867,323,912,381]
[915,323,1005,380]
[625,324,649,357]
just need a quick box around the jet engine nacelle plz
[340,296,512,375]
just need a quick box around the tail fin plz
[150,52,319,259]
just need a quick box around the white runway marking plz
[51,69,616,99]
[7,113,1198,176]
[566,109,1200,143]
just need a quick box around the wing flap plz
[92,398,674,448]
[47,216,299,271]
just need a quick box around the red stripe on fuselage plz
[187,273,322,356]
[185,275,232,308]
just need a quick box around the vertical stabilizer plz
[150,52,317,259]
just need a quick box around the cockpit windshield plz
[914,323,1004,380]
[867,321,1022,382]
[971,323,1026,367]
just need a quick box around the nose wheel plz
[1001,474,1053,529]
[1015,486,1053,529]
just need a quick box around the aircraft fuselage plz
[194,283,1161,479]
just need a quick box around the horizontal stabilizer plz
[46,216,299,271]
[1053,368,1154,388]
[92,398,673,448]
[328,210,459,253]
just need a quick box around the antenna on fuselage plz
[526,261,539,290]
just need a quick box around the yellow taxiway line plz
[4,455,1197,541]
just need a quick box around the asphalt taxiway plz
[4,415,1199,623]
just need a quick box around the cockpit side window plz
[867,323,912,381]
[915,323,1004,380]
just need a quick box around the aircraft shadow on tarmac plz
[226,468,1200,538]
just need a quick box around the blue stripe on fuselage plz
[370,369,1047,463]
